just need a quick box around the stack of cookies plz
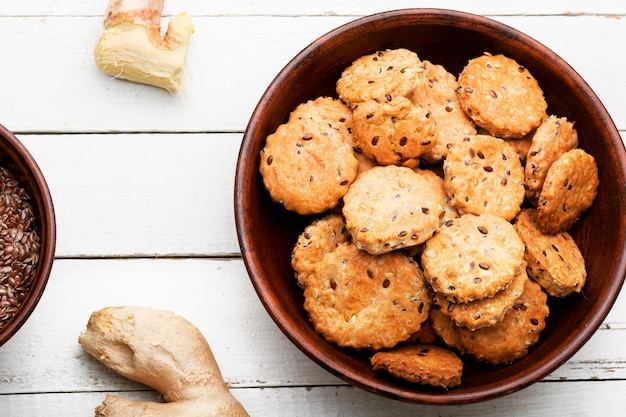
[259,48,599,389]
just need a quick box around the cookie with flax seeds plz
[342,165,445,255]
[514,208,587,297]
[432,262,528,330]
[259,98,358,215]
[456,279,549,365]
[537,148,599,234]
[411,60,477,163]
[456,53,547,139]
[291,213,350,289]
[444,134,525,221]
[336,48,422,108]
[525,115,579,204]
[288,96,355,146]
[415,168,460,226]
[371,344,463,388]
[421,213,525,303]
[303,242,431,350]
[352,95,436,168]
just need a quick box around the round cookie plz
[456,53,547,138]
[371,344,463,388]
[525,115,578,204]
[433,263,528,330]
[352,95,436,168]
[291,213,351,289]
[411,60,477,163]
[415,168,460,227]
[537,148,599,234]
[421,213,525,303]
[342,165,445,255]
[514,208,587,297]
[259,99,359,215]
[336,48,422,107]
[456,279,549,365]
[288,96,354,145]
[303,242,431,350]
[430,279,549,365]
[443,134,525,221]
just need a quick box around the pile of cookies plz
[259,48,599,389]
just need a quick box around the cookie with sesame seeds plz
[410,60,477,163]
[504,134,533,162]
[371,344,463,388]
[336,48,422,108]
[352,95,436,168]
[514,208,587,297]
[429,308,465,354]
[456,279,549,365]
[456,53,547,139]
[259,98,359,215]
[443,134,525,221]
[289,96,355,145]
[432,262,528,330]
[303,242,431,350]
[415,167,460,227]
[537,148,599,234]
[525,115,579,204]
[342,165,445,255]
[421,213,525,303]
[291,213,351,289]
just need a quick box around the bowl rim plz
[0,124,56,347]
[235,8,626,404]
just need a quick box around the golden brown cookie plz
[537,148,599,233]
[259,98,359,215]
[303,242,431,350]
[429,309,465,354]
[456,279,549,365]
[525,115,578,204]
[289,96,355,143]
[411,60,477,163]
[336,48,422,107]
[352,95,436,168]
[421,213,525,303]
[514,208,587,297]
[504,133,533,162]
[432,263,528,330]
[415,167,460,227]
[443,134,525,221]
[371,344,463,388]
[342,165,445,255]
[456,53,547,138]
[291,213,351,289]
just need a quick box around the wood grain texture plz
[0,1,624,415]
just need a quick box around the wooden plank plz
[0,381,624,417]
[2,0,626,17]
[0,259,623,396]
[18,133,242,257]
[0,15,625,133]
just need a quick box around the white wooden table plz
[1,1,625,415]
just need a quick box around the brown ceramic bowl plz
[0,124,56,347]
[235,9,626,404]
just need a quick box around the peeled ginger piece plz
[94,0,194,93]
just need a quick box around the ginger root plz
[94,0,194,92]
[79,306,249,417]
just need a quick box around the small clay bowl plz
[235,9,626,404]
[0,124,56,347]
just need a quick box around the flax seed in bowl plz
[0,124,55,347]
[235,9,626,404]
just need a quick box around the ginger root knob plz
[94,0,194,93]
[79,306,249,417]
